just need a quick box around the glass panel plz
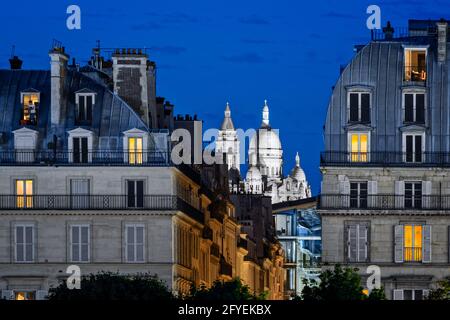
[25,226,33,244]
[129,138,136,164]
[136,244,144,261]
[404,290,413,300]
[81,244,89,261]
[16,180,24,208]
[72,226,80,244]
[349,93,359,122]
[81,227,89,244]
[25,244,33,261]
[136,226,144,244]
[127,227,134,245]
[136,138,143,164]
[72,244,79,261]
[414,225,422,261]
[127,244,135,262]
[404,225,413,261]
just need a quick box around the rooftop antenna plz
[10,45,15,58]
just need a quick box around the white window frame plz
[347,131,370,162]
[70,224,90,263]
[402,131,425,163]
[402,89,426,123]
[347,91,371,123]
[15,179,34,209]
[75,92,96,124]
[67,128,94,163]
[403,46,428,82]
[123,128,148,164]
[124,224,145,263]
[14,224,35,263]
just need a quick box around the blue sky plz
[0,0,446,194]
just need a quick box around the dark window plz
[405,135,423,163]
[73,137,88,163]
[404,93,425,124]
[350,182,368,208]
[127,180,144,208]
[405,182,422,208]
[76,95,93,125]
[349,92,370,123]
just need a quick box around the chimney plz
[9,56,22,70]
[383,21,394,40]
[112,48,150,126]
[49,46,69,126]
[437,19,448,63]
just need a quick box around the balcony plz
[319,194,450,210]
[320,151,450,167]
[0,194,203,220]
[0,150,169,166]
[404,65,427,82]
[404,247,422,262]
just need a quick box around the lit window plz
[15,291,35,300]
[20,91,40,125]
[16,179,33,208]
[404,49,427,82]
[404,224,422,262]
[128,137,143,164]
[349,133,368,162]
[15,225,34,262]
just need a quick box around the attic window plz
[20,90,40,125]
[75,91,95,125]
[404,48,427,82]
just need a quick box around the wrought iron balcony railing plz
[320,151,450,167]
[404,247,422,262]
[0,150,170,166]
[0,195,204,221]
[319,194,450,210]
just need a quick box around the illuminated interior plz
[404,49,427,81]
[350,133,368,162]
[15,291,35,300]
[404,225,422,261]
[21,93,39,124]
[16,180,33,208]
[128,137,143,164]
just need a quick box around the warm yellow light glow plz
[362,289,369,296]
[128,137,143,164]
[22,94,39,121]
[404,225,422,261]
[350,133,368,162]
[15,292,26,300]
[16,180,33,208]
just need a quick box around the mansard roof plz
[0,69,148,149]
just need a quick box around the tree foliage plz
[48,272,174,300]
[427,279,450,300]
[300,265,385,301]
[188,278,265,300]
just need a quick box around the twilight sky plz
[0,0,446,194]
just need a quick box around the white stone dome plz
[249,128,282,152]
[246,166,262,181]
[290,152,306,181]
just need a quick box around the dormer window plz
[404,48,427,82]
[123,129,148,165]
[348,91,370,123]
[20,89,40,125]
[75,89,95,125]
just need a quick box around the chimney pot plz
[9,56,22,70]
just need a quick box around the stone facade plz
[320,20,450,300]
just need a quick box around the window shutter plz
[422,181,432,209]
[127,181,135,207]
[368,181,378,208]
[395,181,404,209]
[416,94,425,123]
[86,95,93,122]
[393,289,404,300]
[340,180,350,208]
[347,225,357,262]
[404,94,414,122]
[36,290,48,300]
[73,137,80,163]
[349,93,359,122]
[136,181,144,208]
[361,93,370,122]
[81,137,88,163]
[394,225,404,263]
[1,290,14,300]
[422,225,432,263]
[358,224,368,262]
